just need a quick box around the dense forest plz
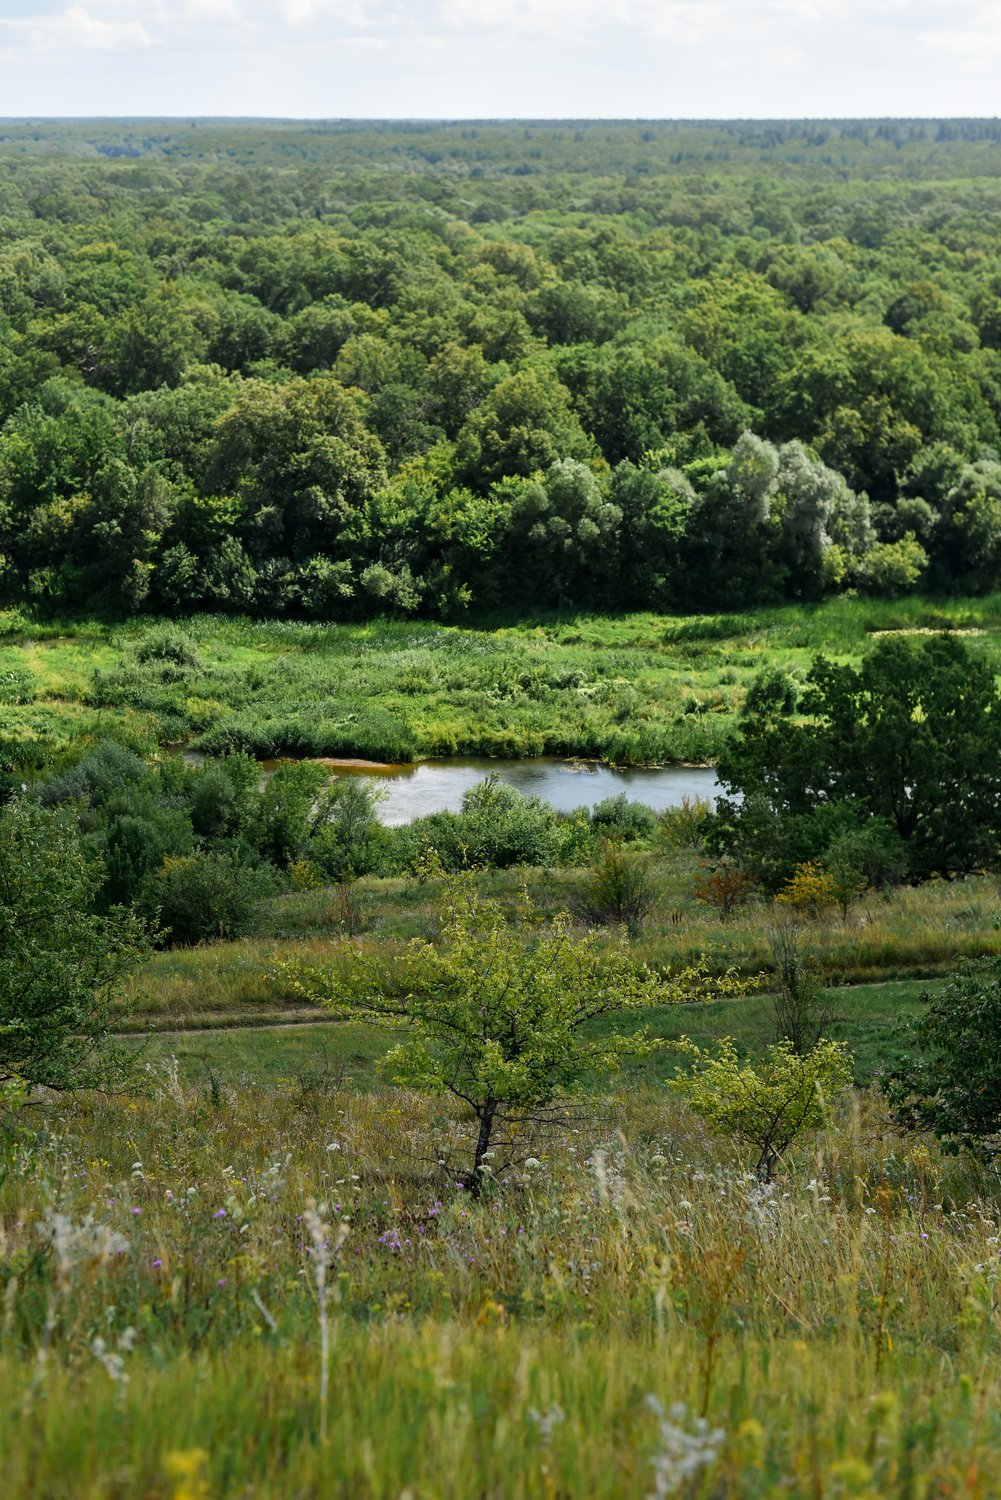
[1,118,1001,617]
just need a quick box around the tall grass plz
[5,593,1001,766]
[2,1077,1001,1497]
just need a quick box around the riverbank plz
[3,594,1001,771]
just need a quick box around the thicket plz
[24,734,678,944]
[0,122,1001,618]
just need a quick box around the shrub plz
[0,801,149,1094]
[310,778,392,880]
[693,858,755,920]
[741,666,799,718]
[671,1036,853,1181]
[589,793,657,844]
[40,741,152,809]
[580,841,661,935]
[134,624,201,670]
[658,795,714,851]
[862,532,928,597]
[768,917,835,1054]
[884,959,1001,1158]
[775,860,839,917]
[824,822,909,892]
[399,777,561,872]
[151,853,281,945]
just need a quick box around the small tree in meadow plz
[289,869,750,1191]
[670,1036,853,1182]
[775,859,838,918]
[693,857,755,921]
[581,840,661,935]
[768,917,835,1054]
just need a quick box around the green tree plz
[288,871,745,1191]
[884,960,1001,1158]
[0,801,149,1096]
[500,459,621,607]
[671,1036,853,1181]
[455,368,592,488]
[717,635,1001,877]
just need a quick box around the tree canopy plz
[716,634,1001,878]
[0,120,999,618]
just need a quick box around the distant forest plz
[1,117,1001,618]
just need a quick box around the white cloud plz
[0,4,153,54]
[919,0,1001,59]
[0,0,995,117]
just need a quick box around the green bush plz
[580,840,661,935]
[589,793,657,843]
[134,624,201,670]
[885,959,1001,1158]
[310,779,393,880]
[742,666,799,718]
[395,777,561,871]
[150,852,281,946]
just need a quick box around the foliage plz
[768,917,836,1054]
[884,959,1001,1157]
[287,869,747,1187]
[397,777,561,873]
[742,667,799,719]
[0,123,998,622]
[657,795,714,851]
[589,793,658,844]
[580,841,661,935]
[0,800,148,1092]
[693,858,755,920]
[775,860,839,917]
[671,1036,854,1180]
[718,635,1001,877]
[150,853,281,947]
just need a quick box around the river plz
[315,757,723,826]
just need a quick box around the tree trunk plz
[755,1145,775,1184]
[469,1099,497,1198]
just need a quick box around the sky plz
[0,0,998,120]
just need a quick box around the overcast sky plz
[0,1,997,120]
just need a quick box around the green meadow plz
[3,593,1001,767]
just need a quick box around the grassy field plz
[4,593,1001,766]
[6,595,1001,1497]
[3,1073,1000,1498]
[121,858,999,1035]
[133,977,936,1091]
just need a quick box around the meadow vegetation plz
[3,591,1001,766]
[4,1069,1001,1498]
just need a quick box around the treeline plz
[1,121,1001,618]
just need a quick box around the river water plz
[181,750,723,825]
[325,758,723,826]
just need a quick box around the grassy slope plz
[2,1076,999,1498]
[4,592,1001,765]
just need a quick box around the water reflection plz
[331,758,723,827]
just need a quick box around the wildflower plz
[524,1157,543,1170]
[527,1404,565,1443]
[213,1209,227,1220]
[152,1258,163,1269]
[646,1398,725,1498]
